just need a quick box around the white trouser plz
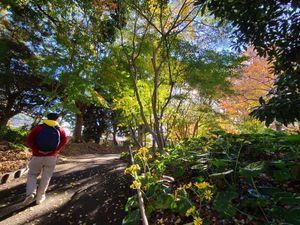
[26,156,57,200]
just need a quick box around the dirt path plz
[0,154,131,225]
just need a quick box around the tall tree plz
[118,0,204,150]
[112,1,243,149]
[82,105,110,143]
[2,0,126,141]
[220,49,275,121]
[196,0,300,126]
[166,43,242,140]
[0,38,46,126]
[0,4,56,125]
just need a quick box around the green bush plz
[8,142,28,151]
[124,131,300,224]
[0,126,29,143]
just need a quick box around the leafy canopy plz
[196,0,300,126]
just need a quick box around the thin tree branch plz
[36,5,59,27]
[126,1,162,35]
[119,27,159,144]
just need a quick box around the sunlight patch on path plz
[0,154,128,225]
[0,191,74,225]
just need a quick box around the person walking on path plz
[24,113,68,205]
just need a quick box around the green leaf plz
[266,207,300,224]
[244,198,269,208]
[247,188,269,200]
[155,193,174,209]
[209,169,233,177]
[273,169,293,182]
[172,166,185,178]
[214,189,238,218]
[258,187,282,196]
[270,160,286,169]
[240,161,266,179]
[285,135,300,143]
[244,161,266,172]
[284,207,300,224]
[124,195,138,212]
[191,164,208,171]
[277,196,300,205]
[195,176,204,182]
[175,190,192,215]
[122,209,140,225]
[209,158,232,168]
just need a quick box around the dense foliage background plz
[0,0,299,224]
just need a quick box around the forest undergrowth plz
[123,131,300,225]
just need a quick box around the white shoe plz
[36,194,46,205]
[23,194,35,204]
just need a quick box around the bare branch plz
[126,0,162,35]
[36,5,59,27]
[164,98,184,142]
[119,25,158,143]
[132,14,138,57]
[172,7,201,35]
[167,0,188,32]
[133,9,156,62]
[166,1,199,35]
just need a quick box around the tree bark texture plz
[73,113,83,142]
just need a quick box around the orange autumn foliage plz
[220,48,276,121]
[92,0,118,12]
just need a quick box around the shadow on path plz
[0,154,131,225]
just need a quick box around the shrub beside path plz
[0,153,131,225]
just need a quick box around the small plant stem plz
[129,147,149,225]
[234,143,243,179]
[251,177,270,223]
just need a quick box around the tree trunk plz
[112,124,118,146]
[151,138,156,153]
[138,125,146,147]
[129,126,142,148]
[152,130,164,151]
[73,100,87,142]
[192,118,200,137]
[151,44,165,151]
[143,128,147,146]
[73,113,83,142]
